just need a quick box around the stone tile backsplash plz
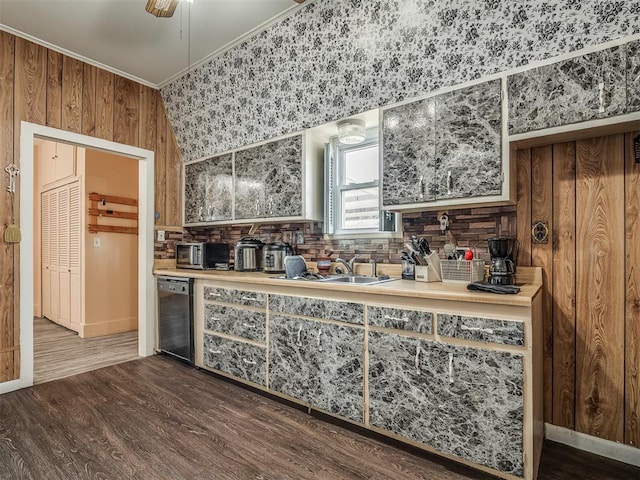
[154,205,516,263]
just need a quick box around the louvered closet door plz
[49,189,60,323]
[41,191,51,320]
[68,182,81,331]
[57,185,71,329]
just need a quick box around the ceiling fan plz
[146,0,307,18]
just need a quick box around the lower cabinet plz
[203,333,266,386]
[368,331,524,477]
[269,315,364,422]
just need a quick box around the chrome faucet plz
[335,255,358,275]
[370,258,377,277]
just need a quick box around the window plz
[325,132,398,236]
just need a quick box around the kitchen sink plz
[272,274,398,286]
[318,275,397,285]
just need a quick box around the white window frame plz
[324,130,401,238]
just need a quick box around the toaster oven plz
[176,242,229,270]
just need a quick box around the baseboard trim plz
[545,424,640,467]
[80,317,138,338]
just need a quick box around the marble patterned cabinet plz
[381,79,503,209]
[627,40,640,113]
[184,132,323,226]
[368,331,524,477]
[508,45,629,134]
[269,314,364,422]
[199,284,267,386]
[184,153,233,224]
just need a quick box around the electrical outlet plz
[93,237,101,248]
[157,230,165,242]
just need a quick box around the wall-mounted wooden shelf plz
[88,192,139,235]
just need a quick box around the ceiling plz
[0,0,306,87]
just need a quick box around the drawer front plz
[368,306,432,334]
[269,294,363,325]
[204,304,266,343]
[437,314,524,346]
[203,334,266,386]
[203,286,265,307]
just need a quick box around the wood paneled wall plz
[517,132,640,448]
[0,32,183,384]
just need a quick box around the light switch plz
[157,230,165,242]
[93,237,101,248]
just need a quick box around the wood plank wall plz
[516,132,640,447]
[0,32,183,384]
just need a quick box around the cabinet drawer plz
[437,314,524,346]
[203,334,266,386]
[204,304,266,343]
[368,306,432,334]
[203,286,265,308]
[269,294,363,325]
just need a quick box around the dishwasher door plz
[157,276,194,365]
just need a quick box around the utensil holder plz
[440,259,485,282]
[415,253,442,282]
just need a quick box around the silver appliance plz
[234,237,264,271]
[263,242,293,273]
[157,276,194,365]
[176,242,229,270]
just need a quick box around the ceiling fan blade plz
[145,0,179,18]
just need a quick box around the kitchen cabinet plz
[183,153,232,224]
[508,45,627,134]
[269,314,364,422]
[198,284,268,387]
[368,331,524,477]
[203,333,266,386]
[437,313,524,346]
[381,79,503,209]
[188,274,543,480]
[183,132,323,226]
[41,180,81,332]
[628,40,640,113]
[368,305,432,334]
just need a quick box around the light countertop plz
[153,267,542,307]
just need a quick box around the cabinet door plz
[628,40,640,113]
[381,98,436,206]
[184,153,233,224]
[235,135,303,220]
[368,331,524,476]
[508,45,626,134]
[269,315,364,422]
[435,80,502,200]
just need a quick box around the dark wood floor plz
[1,356,639,480]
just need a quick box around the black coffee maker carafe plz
[487,237,518,285]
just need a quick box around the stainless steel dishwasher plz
[157,276,194,365]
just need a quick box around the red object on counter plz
[464,249,474,260]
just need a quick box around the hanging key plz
[5,164,19,193]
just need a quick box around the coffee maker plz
[487,237,517,285]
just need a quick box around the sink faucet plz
[335,255,358,275]
[370,258,377,277]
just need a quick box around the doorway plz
[0,122,155,394]
[33,139,141,384]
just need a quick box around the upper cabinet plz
[184,153,233,224]
[183,132,323,226]
[508,45,628,134]
[235,135,303,220]
[627,40,640,113]
[381,78,504,210]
